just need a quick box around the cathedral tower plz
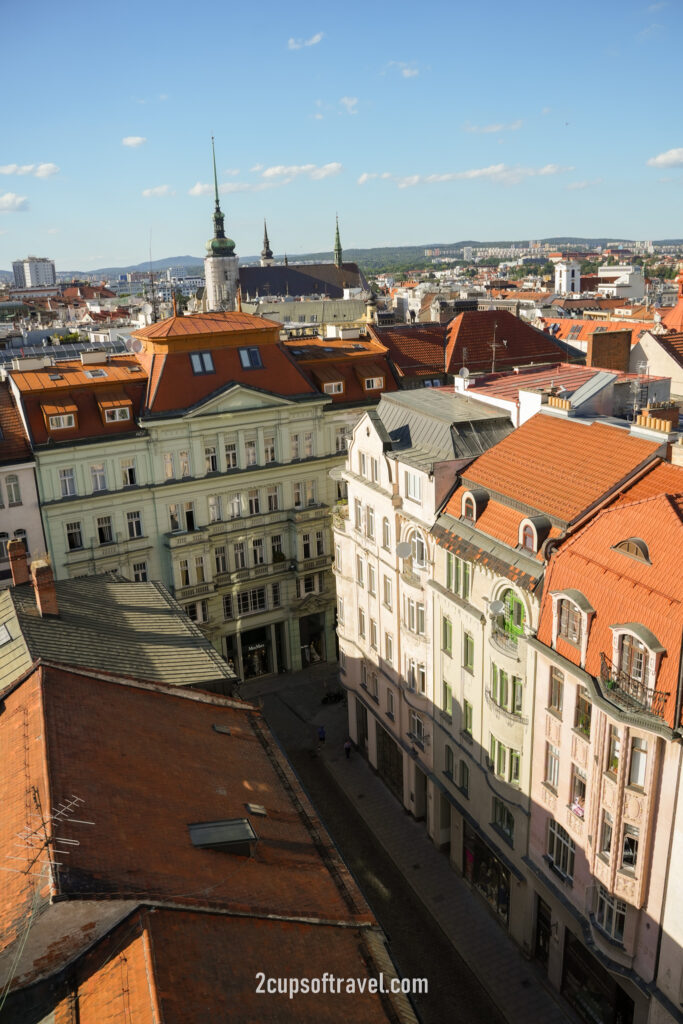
[204,138,239,311]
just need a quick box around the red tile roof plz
[537,492,683,728]
[445,414,662,525]
[661,272,683,333]
[541,318,649,345]
[466,362,668,402]
[0,381,31,464]
[445,310,568,373]
[134,311,279,341]
[610,460,683,506]
[368,323,448,377]
[653,331,683,371]
[283,334,399,404]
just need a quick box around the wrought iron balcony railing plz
[599,652,669,720]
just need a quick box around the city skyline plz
[2,0,682,272]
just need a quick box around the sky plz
[2,0,682,272]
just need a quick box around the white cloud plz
[339,96,358,115]
[647,147,683,168]
[363,163,573,189]
[358,172,377,185]
[122,136,147,147]
[0,192,28,212]
[402,67,419,78]
[250,163,264,172]
[463,119,523,134]
[311,162,342,179]
[288,31,323,50]
[224,168,240,177]
[385,61,420,78]
[0,162,59,177]
[189,182,213,196]
[566,178,603,190]
[262,162,341,180]
[142,184,174,197]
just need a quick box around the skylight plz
[188,818,257,856]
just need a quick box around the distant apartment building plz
[598,266,646,302]
[12,256,56,288]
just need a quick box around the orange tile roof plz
[9,355,146,393]
[610,460,683,506]
[368,323,448,377]
[445,414,662,525]
[133,310,280,340]
[661,273,683,333]
[654,331,683,371]
[0,381,31,464]
[445,310,568,372]
[537,492,683,727]
[541,318,650,346]
[467,362,668,402]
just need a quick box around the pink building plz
[528,463,683,1024]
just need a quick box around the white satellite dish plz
[328,467,344,481]
[396,541,412,559]
[490,600,505,616]
[458,367,470,379]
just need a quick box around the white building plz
[554,261,581,295]
[598,265,645,301]
[12,257,56,289]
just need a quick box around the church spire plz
[334,214,343,269]
[260,219,274,266]
[206,137,235,257]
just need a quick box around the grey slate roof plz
[0,575,233,691]
[375,390,513,469]
[568,370,616,408]
[240,262,368,301]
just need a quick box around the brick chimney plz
[586,329,631,372]
[31,560,59,617]
[7,539,29,586]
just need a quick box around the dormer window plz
[238,347,263,370]
[105,407,131,422]
[613,538,650,563]
[618,634,649,684]
[604,623,667,716]
[558,599,582,646]
[461,488,488,523]
[463,496,476,522]
[364,376,383,390]
[323,381,344,395]
[190,351,215,374]
[49,413,75,430]
[519,515,551,553]
[522,524,535,551]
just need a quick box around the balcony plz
[599,652,669,720]
[176,582,214,600]
[488,628,521,660]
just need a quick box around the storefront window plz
[463,822,510,925]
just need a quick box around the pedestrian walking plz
[344,739,352,759]
[317,725,326,744]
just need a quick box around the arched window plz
[613,538,650,563]
[521,524,535,551]
[463,496,475,522]
[410,531,426,568]
[6,475,21,506]
[495,589,525,646]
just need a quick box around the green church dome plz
[207,235,236,256]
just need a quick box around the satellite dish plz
[490,600,505,616]
[396,541,412,559]
[458,367,470,379]
[328,467,344,481]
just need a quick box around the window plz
[248,489,260,515]
[271,535,283,561]
[267,486,279,512]
[601,811,613,858]
[245,438,257,466]
[548,820,575,880]
[463,496,475,522]
[383,575,392,610]
[207,495,222,523]
[368,564,376,595]
[179,451,191,478]
[371,458,379,483]
[409,710,424,744]
[622,826,639,870]
[501,590,525,644]
[445,745,454,778]
[358,608,366,639]
[549,667,564,714]
[490,735,507,778]
[303,432,313,458]
[49,413,75,430]
[205,446,218,473]
[629,737,647,789]
[0,533,7,561]
[183,502,195,531]
[463,632,474,672]
[163,453,174,480]
[252,538,264,566]
[337,597,344,624]
[66,521,83,550]
[385,633,393,665]
[521,524,535,551]
[410,531,426,568]
[335,426,349,452]
[382,518,391,549]
[169,504,180,532]
[493,798,514,843]
[59,468,77,497]
[127,511,142,538]
[190,351,214,374]
[223,594,234,620]
[229,493,241,519]
[6,475,21,505]
[186,599,209,623]
[366,506,375,539]
[364,376,383,390]
[387,689,395,717]
[558,599,582,645]
[463,700,473,736]
[492,664,509,709]
[291,434,301,460]
[133,561,148,582]
[294,480,315,507]
[214,545,227,574]
[121,459,137,487]
[446,552,471,600]
[596,886,626,943]
[195,556,206,584]
[237,587,267,614]
[442,616,452,655]
[574,687,592,738]
[570,766,587,818]
[545,743,560,790]
[238,347,263,369]
[225,441,238,469]
[356,555,364,587]
[271,582,281,607]
[370,619,378,650]
[509,750,520,785]
[234,542,246,569]
[416,663,426,694]
[97,516,113,544]
[264,435,276,463]
[324,380,344,395]
[405,470,422,503]
[458,760,469,796]
[607,726,620,775]
[442,680,452,717]
[512,678,523,715]
[354,498,362,529]
[619,633,649,684]
[105,406,130,422]
[334,542,341,572]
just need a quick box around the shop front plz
[299,611,326,666]
[562,932,634,1024]
[239,623,286,679]
[463,822,510,926]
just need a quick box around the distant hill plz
[2,238,682,281]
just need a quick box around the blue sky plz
[2,0,682,271]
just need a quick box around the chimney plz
[8,539,30,586]
[586,328,631,371]
[31,560,59,617]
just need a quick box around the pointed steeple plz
[260,219,274,266]
[206,137,235,257]
[334,214,343,269]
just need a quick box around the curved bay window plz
[493,589,526,650]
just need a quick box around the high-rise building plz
[12,256,56,288]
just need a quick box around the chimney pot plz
[31,560,59,617]
[8,540,30,586]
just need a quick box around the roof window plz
[49,413,76,430]
[190,351,215,375]
[613,538,650,563]
[323,381,344,394]
[188,818,257,856]
[84,368,107,378]
[238,347,263,370]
